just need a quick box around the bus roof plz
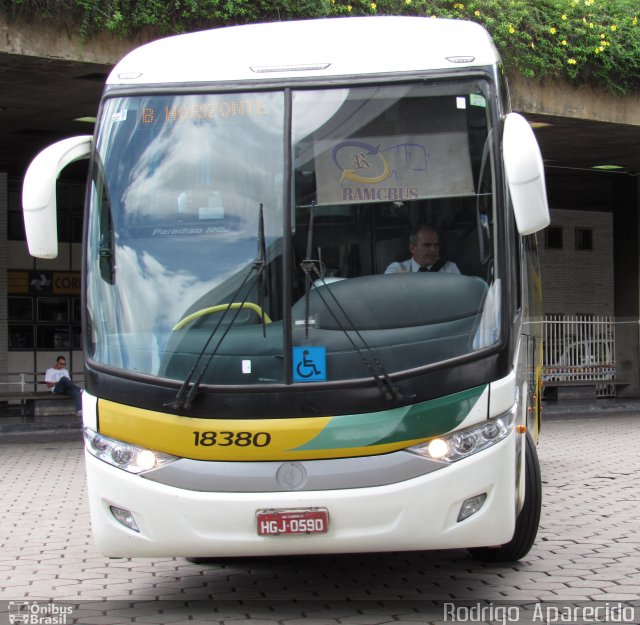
[107,16,500,87]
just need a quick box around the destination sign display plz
[139,98,268,124]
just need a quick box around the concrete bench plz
[0,372,83,416]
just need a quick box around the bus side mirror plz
[22,135,93,258]
[503,113,550,235]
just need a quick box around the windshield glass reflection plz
[86,93,285,380]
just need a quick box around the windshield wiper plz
[299,202,317,340]
[168,204,267,411]
[299,204,409,403]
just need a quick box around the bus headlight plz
[83,427,178,474]
[407,409,515,463]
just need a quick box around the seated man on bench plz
[45,355,83,416]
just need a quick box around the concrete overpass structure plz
[2,16,640,396]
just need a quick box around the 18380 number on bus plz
[192,431,272,447]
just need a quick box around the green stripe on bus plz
[291,385,486,451]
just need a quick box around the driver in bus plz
[384,224,461,274]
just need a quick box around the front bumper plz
[85,432,517,557]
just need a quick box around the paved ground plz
[0,410,639,624]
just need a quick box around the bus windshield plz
[86,80,500,386]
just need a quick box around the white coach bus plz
[22,16,549,561]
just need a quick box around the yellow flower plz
[347,4,352,10]
[370,2,376,9]
[561,39,568,45]
[611,24,617,31]
[561,14,567,20]
[474,10,480,16]
[595,47,601,54]
[568,58,577,64]
[550,27,557,34]
[508,25,515,34]
[405,0,412,4]
[633,16,638,26]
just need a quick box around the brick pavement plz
[0,414,639,624]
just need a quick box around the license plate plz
[256,508,329,536]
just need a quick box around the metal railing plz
[542,315,616,397]
[0,372,85,395]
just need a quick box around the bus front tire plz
[467,432,541,562]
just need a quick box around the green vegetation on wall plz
[3,0,639,94]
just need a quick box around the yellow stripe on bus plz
[97,399,425,461]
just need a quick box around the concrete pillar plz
[0,172,7,377]
[613,175,640,396]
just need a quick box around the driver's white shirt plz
[384,258,461,274]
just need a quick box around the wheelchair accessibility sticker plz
[293,346,327,382]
